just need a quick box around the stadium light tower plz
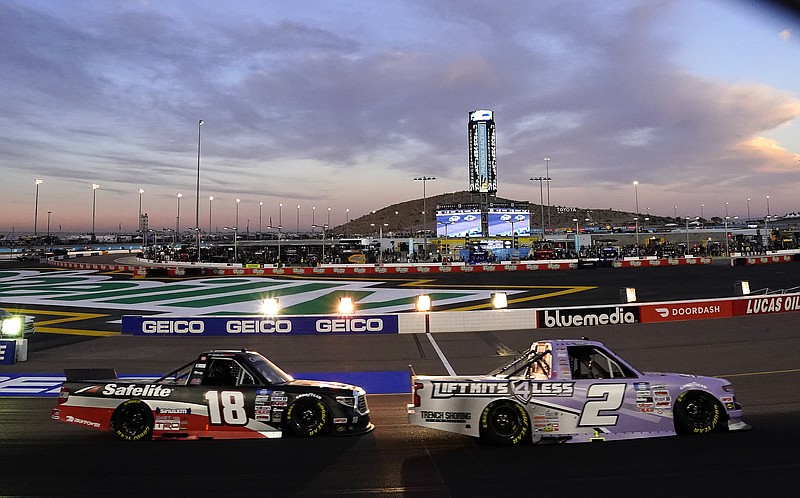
[34,179,43,238]
[544,157,551,229]
[176,193,183,236]
[195,119,204,259]
[91,183,100,242]
[529,177,551,239]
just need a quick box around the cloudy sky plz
[2,0,799,235]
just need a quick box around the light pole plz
[573,218,580,255]
[34,179,43,238]
[544,157,551,230]
[296,204,301,233]
[413,176,436,259]
[47,211,52,241]
[632,180,639,215]
[685,217,690,254]
[176,193,182,238]
[91,183,99,242]
[195,119,204,257]
[312,206,316,230]
[371,222,389,264]
[724,216,730,256]
[747,197,751,222]
[529,177,551,239]
[278,203,283,263]
[765,195,771,250]
[634,217,639,251]
[208,196,214,236]
[259,202,263,233]
[437,221,453,260]
[138,188,145,245]
[235,198,241,232]
[674,205,678,219]
[224,227,238,262]
[700,204,705,223]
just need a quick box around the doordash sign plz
[639,300,732,323]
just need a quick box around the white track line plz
[425,332,456,376]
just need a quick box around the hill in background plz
[332,190,674,237]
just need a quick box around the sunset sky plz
[2,0,799,235]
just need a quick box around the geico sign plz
[316,318,384,333]
[540,308,637,328]
[226,320,292,334]
[142,320,204,334]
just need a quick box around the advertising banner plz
[730,294,800,317]
[487,210,531,236]
[536,306,640,328]
[639,300,732,323]
[121,315,400,336]
[0,339,17,365]
[436,210,482,237]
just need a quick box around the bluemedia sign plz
[121,315,400,336]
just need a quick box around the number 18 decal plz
[205,390,248,425]
[578,384,626,426]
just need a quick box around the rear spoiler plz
[64,368,118,382]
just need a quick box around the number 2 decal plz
[578,384,626,426]
[204,390,248,426]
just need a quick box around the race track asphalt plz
[1,258,799,496]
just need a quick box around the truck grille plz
[357,395,369,415]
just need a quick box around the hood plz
[286,378,362,392]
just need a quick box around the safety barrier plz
[730,254,797,266]
[51,256,779,276]
[119,292,800,336]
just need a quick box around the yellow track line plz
[718,368,800,378]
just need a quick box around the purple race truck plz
[408,338,750,445]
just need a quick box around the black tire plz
[285,397,328,437]
[674,391,722,435]
[479,402,530,445]
[111,399,154,441]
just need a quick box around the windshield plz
[246,353,294,384]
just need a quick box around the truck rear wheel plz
[479,401,529,445]
[111,399,154,441]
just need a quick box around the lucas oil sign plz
[121,315,399,336]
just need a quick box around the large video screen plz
[436,210,482,237]
[487,209,530,236]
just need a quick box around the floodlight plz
[620,287,637,303]
[491,292,508,309]
[735,281,750,296]
[416,295,432,312]
[261,297,280,316]
[338,296,355,314]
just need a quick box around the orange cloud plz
[736,136,800,173]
